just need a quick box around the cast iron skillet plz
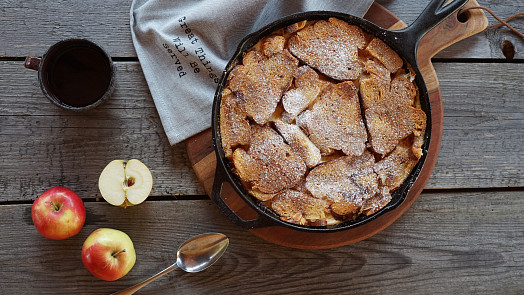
[211,0,467,232]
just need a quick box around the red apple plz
[81,228,136,281]
[31,186,86,240]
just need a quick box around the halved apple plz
[98,159,153,207]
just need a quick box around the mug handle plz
[24,56,41,71]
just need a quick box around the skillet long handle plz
[417,0,488,59]
[408,0,469,37]
[386,0,469,67]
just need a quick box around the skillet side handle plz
[211,159,275,230]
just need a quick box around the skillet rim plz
[211,11,432,233]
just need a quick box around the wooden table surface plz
[1,0,523,294]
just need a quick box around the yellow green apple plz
[81,228,136,281]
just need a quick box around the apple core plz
[99,159,153,207]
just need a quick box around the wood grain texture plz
[0,61,521,202]
[0,0,522,59]
[0,0,522,293]
[0,0,135,57]
[0,191,522,294]
[430,62,524,188]
[0,61,205,202]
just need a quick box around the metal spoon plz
[112,233,229,295]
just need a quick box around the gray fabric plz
[130,0,374,145]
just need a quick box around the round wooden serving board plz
[185,1,487,249]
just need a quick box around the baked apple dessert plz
[219,18,426,226]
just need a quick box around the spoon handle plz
[111,263,178,295]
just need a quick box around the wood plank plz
[0,0,522,59]
[0,61,205,202]
[0,61,522,202]
[0,0,135,57]
[0,190,522,294]
[429,62,524,189]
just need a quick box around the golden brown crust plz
[288,18,366,80]
[305,151,381,218]
[360,58,425,156]
[261,35,286,56]
[359,74,390,110]
[249,189,276,202]
[274,120,321,168]
[232,125,306,194]
[297,81,367,156]
[271,189,329,226]
[362,187,392,216]
[228,48,299,125]
[219,89,251,158]
[284,20,307,34]
[365,37,403,73]
[282,65,322,118]
[374,135,422,192]
[365,104,426,156]
[390,76,417,106]
[364,59,390,77]
[221,18,426,226]
[360,60,417,110]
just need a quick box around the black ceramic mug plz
[24,39,115,111]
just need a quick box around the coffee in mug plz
[25,39,115,111]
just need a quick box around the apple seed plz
[126,177,135,187]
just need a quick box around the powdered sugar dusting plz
[219,89,251,157]
[232,125,306,194]
[221,18,426,226]
[306,152,381,218]
[297,81,367,156]
[229,49,298,124]
[274,120,321,168]
[288,18,366,80]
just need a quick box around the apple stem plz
[49,201,60,212]
[112,249,126,257]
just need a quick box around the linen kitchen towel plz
[130,0,375,145]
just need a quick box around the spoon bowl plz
[176,232,229,273]
[112,233,229,295]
